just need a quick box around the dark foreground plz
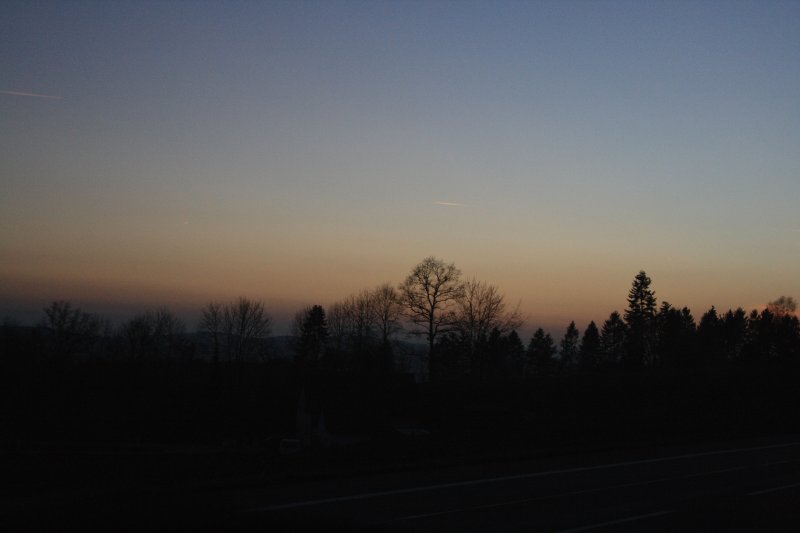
[4,435,800,531]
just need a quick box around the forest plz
[2,257,800,461]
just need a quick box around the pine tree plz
[624,270,657,369]
[559,321,580,371]
[578,321,600,371]
[656,302,696,368]
[600,311,627,368]
[722,308,747,361]
[506,330,526,377]
[527,328,557,377]
[294,305,329,365]
[697,306,724,365]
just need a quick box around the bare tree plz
[153,306,186,357]
[199,301,224,363]
[326,301,349,351]
[327,290,377,352]
[767,296,797,317]
[371,282,403,348]
[122,306,185,358]
[455,278,523,366]
[222,297,271,361]
[41,300,102,358]
[343,290,375,354]
[399,257,464,379]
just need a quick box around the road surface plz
[237,437,800,531]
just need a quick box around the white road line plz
[247,441,800,513]
[395,465,751,522]
[749,482,800,496]
[557,510,674,533]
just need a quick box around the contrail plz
[1,90,63,100]
[433,201,468,207]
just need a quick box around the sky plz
[2,0,799,335]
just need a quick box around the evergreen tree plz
[294,305,329,365]
[775,313,800,359]
[697,306,725,365]
[600,311,627,368]
[527,328,557,377]
[722,308,748,361]
[745,308,777,360]
[656,302,696,368]
[624,271,657,369]
[505,329,526,377]
[559,321,580,371]
[578,321,600,371]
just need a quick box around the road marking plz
[247,441,800,513]
[395,465,750,521]
[398,498,534,521]
[557,510,674,532]
[749,482,800,496]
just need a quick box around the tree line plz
[6,258,799,384]
[2,257,799,451]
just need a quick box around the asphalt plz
[233,437,800,531]
[5,436,800,531]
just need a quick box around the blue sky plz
[2,1,799,333]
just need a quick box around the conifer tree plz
[294,305,329,364]
[578,321,600,371]
[559,321,580,371]
[624,271,657,368]
[600,311,627,368]
[527,328,557,377]
[697,306,724,365]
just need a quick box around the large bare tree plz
[399,257,464,379]
[455,278,523,366]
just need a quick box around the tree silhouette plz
[41,300,102,359]
[578,321,600,371]
[656,302,696,368]
[399,257,464,381]
[559,321,579,371]
[527,328,557,377]
[370,283,403,372]
[600,311,627,368]
[228,297,271,362]
[767,296,797,317]
[198,298,272,363]
[775,312,800,359]
[697,306,725,366]
[199,301,224,363]
[747,308,776,360]
[454,278,523,374]
[722,308,748,361]
[624,271,657,369]
[122,307,185,358]
[339,290,375,356]
[505,330,526,377]
[293,305,329,366]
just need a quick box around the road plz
[235,438,800,531]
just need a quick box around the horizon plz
[2,1,798,337]
[0,263,782,340]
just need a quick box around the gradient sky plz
[2,0,799,334]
